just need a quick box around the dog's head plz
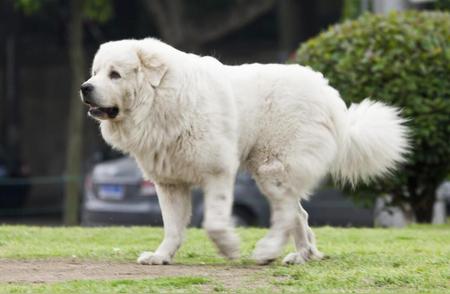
[80,39,168,121]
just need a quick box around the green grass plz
[3,277,209,294]
[1,224,449,293]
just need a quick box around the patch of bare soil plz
[0,260,265,290]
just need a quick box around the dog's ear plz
[136,48,167,87]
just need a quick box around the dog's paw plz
[309,248,325,261]
[250,237,284,265]
[217,240,240,260]
[220,246,240,260]
[282,251,308,265]
[137,251,171,265]
[206,228,241,260]
[251,248,279,265]
[282,248,325,265]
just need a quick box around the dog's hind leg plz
[250,160,300,264]
[250,154,328,265]
[282,202,324,265]
[250,122,335,265]
[203,173,240,259]
[138,183,191,265]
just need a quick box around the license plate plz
[98,184,125,200]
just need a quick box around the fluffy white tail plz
[332,99,410,186]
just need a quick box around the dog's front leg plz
[203,174,240,259]
[138,183,191,265]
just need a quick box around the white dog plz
[80,38,409,265]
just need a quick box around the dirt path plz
[0,260,265,289]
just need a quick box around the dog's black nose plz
[80,83,94,96]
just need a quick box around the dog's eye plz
[109,70,121,79]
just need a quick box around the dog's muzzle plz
[80,83,119,119]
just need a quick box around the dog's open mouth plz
[88,106,119,119]
[84,101,119,119]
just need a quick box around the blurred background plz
[0,0,449,227]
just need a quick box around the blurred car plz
[82,156,374,227]
[0,146,31,210]
[81,156,271,227]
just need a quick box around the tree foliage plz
[15,0,113,22]
[141,0,276,49]
[341,0,364,20]
[435,0,450,10]
[296,11,450,222]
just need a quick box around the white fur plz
[83,38,409,265]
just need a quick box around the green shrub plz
[341,0,365,20]
[295,11,450,222]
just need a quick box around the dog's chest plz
[100,120,216,186]
[134,145,201,185]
